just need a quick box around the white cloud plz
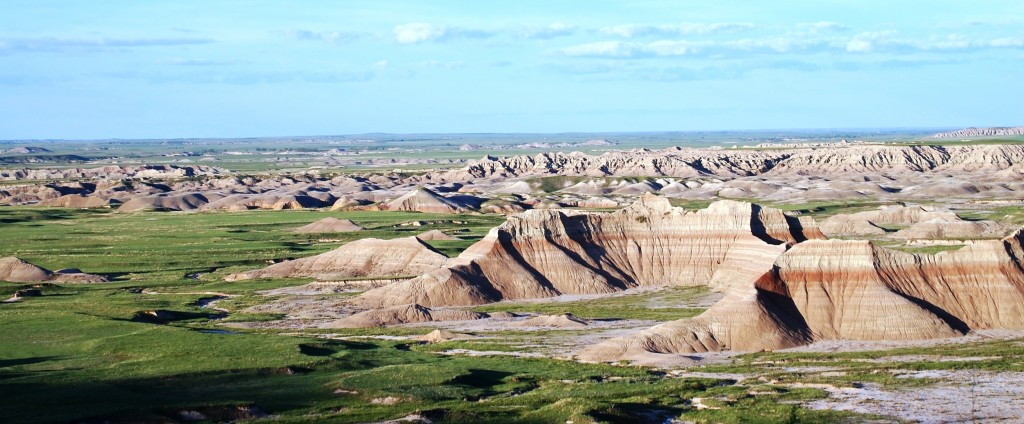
[599,23,755,38]
[724,38,817,53]
[393,23,494,44]
[394,23,447,44]
[0,36,213,52]
[287,30,359,43]
[160,58,240,66]
[798,21,848,32]
[844,31,896,53]
[644,40,706,56]
[843,31,1014,53]
[989,38,1024,48]
[559,37,821,58]
[560,41,643,57]
[418,60,467,69]
[521,23,576,39]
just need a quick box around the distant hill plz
[930,126,1024,139]
[0,154,89,164]
[1,146,53,154]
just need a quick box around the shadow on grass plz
[590,402,687,424]
[0,356,60,369]
[449,369,513,390]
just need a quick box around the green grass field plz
[0,206,881,423]
[1,205,1014,423]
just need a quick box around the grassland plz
[0,206,887,423]
[472,286,709,321]
[3,205,1020,423]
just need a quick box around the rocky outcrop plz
[443,145,1024,181]
[292,218,363,233]
[386,187,470,213]
[582,230,1024,361]
[118,193,210,212]
[772,240,966,341]
[0,257,106,283]
[893,218,1006,240]
[0,257,52,282]
[351,195,822,309]
[820,206,961,237]
[0,165,222,181]
[577,243,810,361]
[417,329,467,343]
[224,236,449,281]
[931,126,1024,139]
[8,144,1024,210]
[37,194,114,208]
[516,313,589,328]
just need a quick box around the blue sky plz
[0,1,1022,139]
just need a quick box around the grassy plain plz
[1,205,1019,423]
[0,207,882,423]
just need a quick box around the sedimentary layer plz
[351,195,821,308]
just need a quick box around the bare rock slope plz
[386,187,470,213]
[931,126,1024,138]
[581,229,1024,361]
[0,257,107,283]
[351,195,822,309]
[292,217,363,233]
[225,236,449,281]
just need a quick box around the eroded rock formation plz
[350,195,822,308]
[581,229,1024,361]
[820,205,962,237]
[225,236,449,281]
[292,217,363,233]
[386,187,471,213]
[0,257,107,283]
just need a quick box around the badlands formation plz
[7,144,1024,211]
[225,236,448,282]
[8,141,1024,363]
[291,217,363,233]
[228,193,1024,362]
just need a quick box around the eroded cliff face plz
[224,194,1024,359]
[581,229,1024,362]
[444,145,1024,180]
[351,195,822,308]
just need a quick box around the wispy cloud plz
[598,23,756,38]
[843,31,1024,53]
[417,60,467,69]
[520,23,576,40]
[393,23,494,44]
[160,58,242,66]
[990,38,1024,47]
[560,31,1024,58]
[285,29,360,44]
[797,21,848,32]
[558,37,825,58]
[0,36,214,52]
[543,55,969,83]
[559,41,645,58]
[104,69,375,85]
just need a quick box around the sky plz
[0,0,1022,139]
